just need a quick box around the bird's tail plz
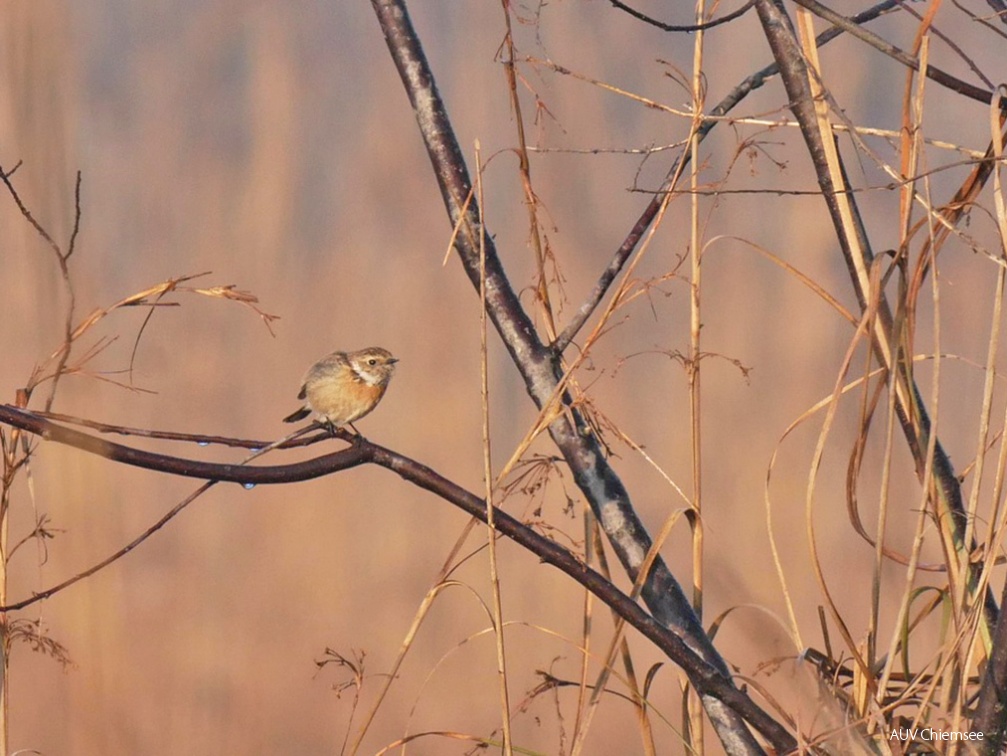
[283,406,311,423]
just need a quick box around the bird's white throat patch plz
[352,364,381,386]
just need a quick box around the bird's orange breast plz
[305,372,388,425]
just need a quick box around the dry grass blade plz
[474,136,513,754]
[345,580,468,754]
[25,272,279,395]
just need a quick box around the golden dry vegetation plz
[1,1,1006,754]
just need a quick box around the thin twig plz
[551,0,904,354]
[607,0,755,32]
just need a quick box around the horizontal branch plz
[0,406,365,484]
[0,404,796,750]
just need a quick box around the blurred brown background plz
[1,1,1004,753]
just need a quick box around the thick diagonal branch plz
[369,0,785,752]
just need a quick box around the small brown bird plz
[283,346,398,431]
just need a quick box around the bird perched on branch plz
[283,346,398,433]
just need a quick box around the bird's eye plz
[368,358,377,366]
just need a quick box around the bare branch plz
[0,163,80,410]
[974,576,1007,751]
[0,403,797,751]
[607,0,755,33]
[790,0,998,104]
[0,162,64,258]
